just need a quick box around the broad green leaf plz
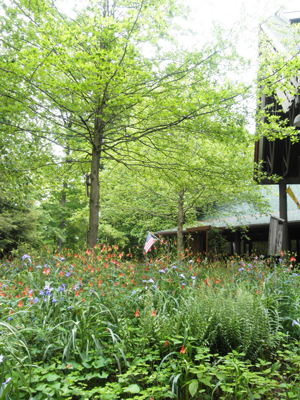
[189,379,198,397]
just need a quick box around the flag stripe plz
[144,233,157,253]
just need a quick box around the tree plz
[97,116,269,252]
[0,192,39,255]
[0,0,252,247]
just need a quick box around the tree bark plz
[177,189,185,253]
[58,143,70,251]
[87,119,103,248]
[57,184,66,251]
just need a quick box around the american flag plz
[144,233,157,253]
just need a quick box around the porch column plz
[234,230,241,255]
[279,182,289,251]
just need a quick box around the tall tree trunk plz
[87,121,102,248]
[57,184,66,251]
[58,144,70,251]
[177,189,185,253]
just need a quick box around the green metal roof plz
[156,185,300,234]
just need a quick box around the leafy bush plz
[0,248,299,399]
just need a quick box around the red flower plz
[134,309,140,317]
[290,256,296,262]
[151,309,156,316]
[165,341,168,346]
[18,300,23,308]
[180,345,185,354]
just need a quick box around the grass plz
[0,245,299,399]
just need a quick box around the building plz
[255,11,300,250]
[156,185,300,256]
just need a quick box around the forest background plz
[0,0,299,256]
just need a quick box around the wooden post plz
[279,182,289,251]
[234,230,241,255]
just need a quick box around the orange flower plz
[165,341,168,346]
[134,309,139,317]
[290,256,296,262]
[151,309,156,316]
[180,345,185,354]
[18,300,23,308]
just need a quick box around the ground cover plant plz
[0,245,300,399]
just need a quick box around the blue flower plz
[61,257,65,261]
[191,276,196,280]
[179,274,185,278]
[158,269,165,273]
[4,377,12,384]
[292,320,300,327]
[238,268,244,272]
[8,317,12,321]
[66,272,71,277]
[172,265,177,269]
[149,278,154,283]
[52,298,57,303]
[22,254,30,261]
[39,291,45,296]
[33,297,39,303]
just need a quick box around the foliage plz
[256,18,300,141]
[0,194,39,255]
[0,0,261,247]
[0,248,300,399]
[95,132,269,252]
